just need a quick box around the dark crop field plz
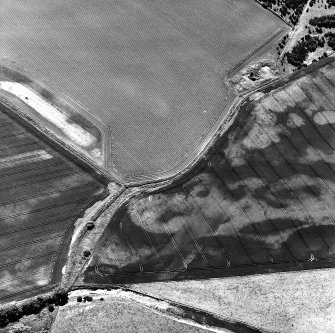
[0,0,288,181]
[0,102,106,303]
[84,58,335,284]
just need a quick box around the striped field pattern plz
[0,0,289,181]
[0,103,106,303]
[84,59,335,284]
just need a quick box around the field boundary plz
[70,286,267,333]
[123,26,291,186]
[0,97,115,185]
[254,0,294,28]
[123,90,239,186]
[0,101,111,303]
[227,27,289,79]
[80,56,335,286]
[0,64,124,183]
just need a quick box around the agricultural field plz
[51,290,210,333]
[0,0,289,181]
[83,57,335,285]
[0,102,106,303]
[131,268,335,333]
[0,65,109,175]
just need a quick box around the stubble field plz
[83,58,335,285]
[0,102,106,303]
[0,0,288,181]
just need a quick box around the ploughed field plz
[0,103,106,303]
[84,58,335,284]
[0,0,288,181]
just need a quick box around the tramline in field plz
[83,58,335,284]
[0,102,106,303]
[0,0,289,181]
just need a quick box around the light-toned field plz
[130,267,335,333]
[0,81,103,165]
[51,290,212,333]
[0,0,288,181]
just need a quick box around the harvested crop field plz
[0,0,289,181]
[83,58,335,285]
[0,102,106,303]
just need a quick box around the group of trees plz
[259,1,335,68]
[77,295,93,303]
[285,35,325,67]
[0,289,68,328]
[327,0,335,7]
[310,14,335,28]
[276,34,289,54]
[325,32,335,50]
[258,0,308,25]
[309,0,332,8]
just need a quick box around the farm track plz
[82,58,335,285]
[0,102,106,303]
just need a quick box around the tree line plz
[286,35,325,67]
[258,0,308,25]
[0,289,68,328]
[310,14,335,28]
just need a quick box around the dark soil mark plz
[84,58,335,285]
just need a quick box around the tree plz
[0,310,9,328]
[52,289,69,306]
[86,222,94,230]
[6,306,22,322]
[22,299,42,315]
[83,250,91,258]
[83,296,93,302]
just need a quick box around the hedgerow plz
[0,289,68,328]
[310,14,335,28]
[258,0,308,25]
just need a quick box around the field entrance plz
[0,0,289,181]
[83,58,335,284]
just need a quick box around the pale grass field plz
[51,289,213,333]
[131,268,335,333]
